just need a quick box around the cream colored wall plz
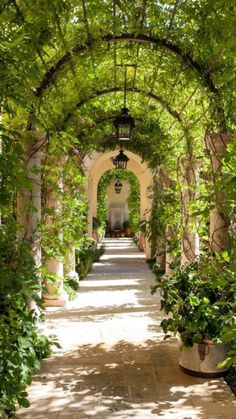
[107,179,129,228]
[84,149,153,258]
[107,179,130,205]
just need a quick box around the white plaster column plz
[17,132,44,269]
[43,169,67,307]
[205,133,230,253]
[180,155,200,265]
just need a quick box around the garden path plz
[19,238,236,418]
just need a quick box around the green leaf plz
[18,397,30,408]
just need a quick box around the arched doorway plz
[97,169,140,237]
[84,149,153,258]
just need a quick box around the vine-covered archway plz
[97,168,140,234]
[1,1,236,415]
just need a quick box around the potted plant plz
[123,220,131,237]
[151,253,234,377]
[92,217,101,242]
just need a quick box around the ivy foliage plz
[148,170,181,257]
[1,0,236,149]
[0,128,28,215]
[97,169,140,233]
[41,134,88,263]
[151,252,235,348]
[76,244,105,280]
[0,0,236,411]
[0,223,58,416]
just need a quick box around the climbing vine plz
[41,133,88,264]
[0,0,236,413]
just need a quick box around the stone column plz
[145,219,152,260]
[17,132,44,269]
[153,172,166,270]
[165,224,175,275]
[64,245,79,281]
[180,155,200,265]
[156,234,166,270]
[86,176,94,238]
[43,170,67,307]
[205,133,230,253]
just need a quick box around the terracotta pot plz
[125,228,131,237]
[179,339,229,377]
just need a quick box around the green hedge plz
[76,245,104,280]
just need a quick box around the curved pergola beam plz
[35,33,219,98]
[63,87,182,126]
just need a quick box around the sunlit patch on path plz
[19,238,236,418]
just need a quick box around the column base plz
[65,271,80,282]
[43,295,68,308]
[43,285,68,307]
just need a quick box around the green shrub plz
[63,276,79,300]
[123,220,130,229]
[152,263,165,281]
[93,246,105,262]
[151,253,234,348]
[76,245,105,279]
[65,277,79,291]
[0,224,57,416]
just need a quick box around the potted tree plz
[151,253,234,377]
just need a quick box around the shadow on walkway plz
[19,238,236,418]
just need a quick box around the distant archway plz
[97,169,140,235]
[84,149,153,258]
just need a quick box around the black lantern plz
[114,107,135,141]
[113,66,135,141]
[114,180,123,194]
[112,148,129,169]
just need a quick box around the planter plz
[179,339,229,378]
[125,227,131,237]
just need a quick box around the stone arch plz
[84,149,153,258]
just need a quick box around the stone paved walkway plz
[19,238,236,418]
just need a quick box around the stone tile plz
[57,411,93,419]
[150,350,174,365]
[19,414,59,419]
[191,398,236,416]
[124,372,156,386]
[122,351,152,364]
[154,364,200,386]
[97,384,129,398]
[129,385,159,402]
[123,363,154,373]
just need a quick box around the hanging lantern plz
[114,180,123,194]
[113,66,135,141]
[114,107,135,141]
[112,149,129,169]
